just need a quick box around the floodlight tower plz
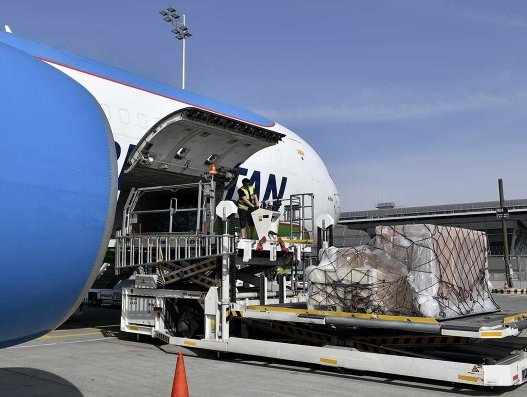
[160,7,193,89]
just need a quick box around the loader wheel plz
[176,300,203,338]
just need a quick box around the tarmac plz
[1,295,527,397]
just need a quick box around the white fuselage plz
[46,61,341,222]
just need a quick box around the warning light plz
[208,163,218,175]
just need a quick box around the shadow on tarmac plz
[59,305,121,330]
[0,367,84,397]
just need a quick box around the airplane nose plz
[0,42,117,347]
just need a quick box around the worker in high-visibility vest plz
[237,178,259,239]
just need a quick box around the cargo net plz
[306,224,499,319]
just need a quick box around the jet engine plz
[0,42,117,347]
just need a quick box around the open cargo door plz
[123,107,284,188]
[114,107,285,232]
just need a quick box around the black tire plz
[176,300,204,338]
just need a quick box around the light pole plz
[160,7,192,89]
[497,178,513,288]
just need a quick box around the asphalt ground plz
[0,295,526,397]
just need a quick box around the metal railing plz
[115,232,235,270]
[121,180,216,236]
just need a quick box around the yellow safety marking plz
[457,375,481,383]
[320,357,337,366]
[480,331,503,338]
[246,306,438,324]
[184,340,197,347]
[272,323,331,344]
[39,331,103,340]
[227,310,243,322]
[282,239,314,244]
[244,318,331,346]
[492,288,527,295]
[297,149,305,156]
[503,313,527,324]
[157,260,217,287]
[162,258,217,284]
[154,331,170,344]
[127,325,139,331]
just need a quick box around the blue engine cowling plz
[0,42,117,347]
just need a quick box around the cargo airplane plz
[0,30,339,348]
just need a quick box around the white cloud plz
[331,143,527,211]
[254,90,527,125]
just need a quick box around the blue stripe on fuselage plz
[0,32,275,128]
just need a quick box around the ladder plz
[288,193,314,242]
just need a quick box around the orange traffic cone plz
[171,352,189,397]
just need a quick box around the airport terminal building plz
[335,199,527,287]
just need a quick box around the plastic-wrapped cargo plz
[306,224,499,319]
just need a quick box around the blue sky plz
[2,0,527,210]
